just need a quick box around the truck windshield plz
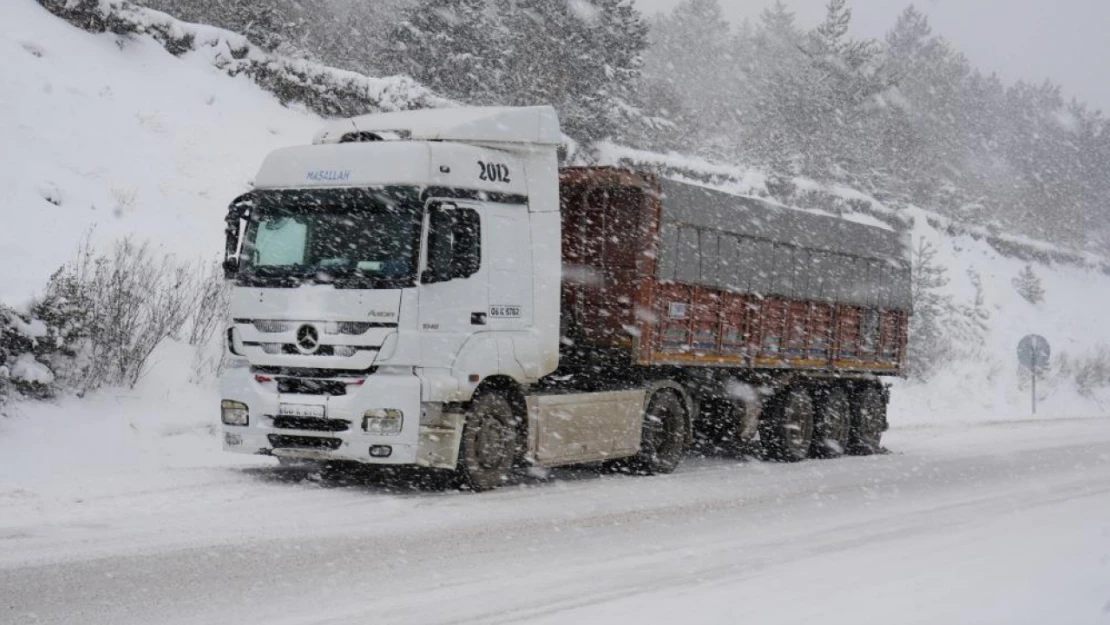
[237,187,423,289]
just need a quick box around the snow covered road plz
[3,418,1110,625]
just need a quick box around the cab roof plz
[314,106,562,147]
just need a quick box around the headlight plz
[362,409,403,435]
[221,400,249,426]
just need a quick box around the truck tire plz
[811,387,851,458]
[457,391,519,491]
[760,386,815,462]
[849,385,885,455]
[633,390,687,474]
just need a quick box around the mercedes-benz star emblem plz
[296,324,320,354]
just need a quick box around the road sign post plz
[1017,334,1050,415]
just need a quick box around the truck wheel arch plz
[469,375,529,460]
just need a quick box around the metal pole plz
[1032,368,1037,415]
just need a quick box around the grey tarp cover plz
[655,180,912,311]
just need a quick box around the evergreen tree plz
[498,0,649,142]
[642,0,737,154]
[141,0,313,53]
[379,0,504,105]
[908,239,952,379]
[380,0,649,144]
[1012,265,1045,304]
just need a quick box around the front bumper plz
[220,367,461,468]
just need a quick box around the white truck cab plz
[220,107,571,482]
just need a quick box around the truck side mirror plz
[224,193,253,280]
[222,256,240,278]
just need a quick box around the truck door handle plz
[471,312,487,325]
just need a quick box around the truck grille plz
[268,434,342,451]
[241,319,389,335]
[277,378,347,395]
[272,416,351,432]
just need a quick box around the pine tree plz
[498,0,649,142]
[1012,265,1045,304]
[379,0,504,105]
[379,0,649,144]
[907,239,952,379]
[641,0,736,154]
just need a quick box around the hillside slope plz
[2,0,1108,427]
[0,0,325,303]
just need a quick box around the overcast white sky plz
[635,0,1110,112]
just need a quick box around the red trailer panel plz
[558,167,908,376]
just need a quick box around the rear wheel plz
[849,385,886,455]
[457,391,520,491]
[760,386,815,462]
[634,390,687,474]
[811,387,851,458]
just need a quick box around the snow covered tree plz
[499,0,650,142]
[642,0,737,154]
[379,0,504,105]
[140,0,313,53]
[1012,265,1045,304]
[379,0,649,144]
[907,239,951,379]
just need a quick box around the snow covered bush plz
[41,237,196,392]
[0,306,57,403]
[1,237,231,407]
[1056,347,1110,398]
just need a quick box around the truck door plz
[484,204,533,331]
[483,203,536,377]
[418,201,488,371]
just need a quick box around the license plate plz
[279,403,326,418]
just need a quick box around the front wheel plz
[457,391,520,491]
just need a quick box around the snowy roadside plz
[3,412,1109,625]
[2,355,1106,570]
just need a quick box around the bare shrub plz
[1056,347,1110,397]
[42,236,195,391]
[185,261,231,384]
[186,260,230,347]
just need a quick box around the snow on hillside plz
[890,206,1110,422]
[0,0,323,304]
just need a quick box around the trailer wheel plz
[760,386,815,462]
[811,387,851,458]
[849,385,885,455]
[457,391,519,491]
[634,390,687,474]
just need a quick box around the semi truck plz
[220,106,911,490]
